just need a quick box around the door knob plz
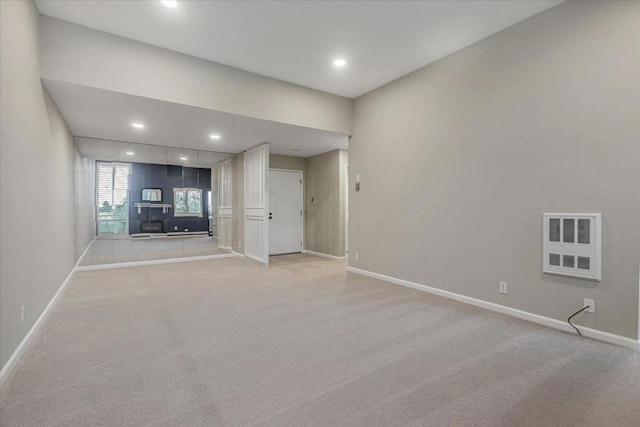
[269,212,273,219]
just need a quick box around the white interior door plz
[217,159,232,249]
[244,143,269,264]
[269,169,303,255]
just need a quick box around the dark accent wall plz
[129,163,211,235]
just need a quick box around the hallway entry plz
[269,169,303,255]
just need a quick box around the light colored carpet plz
[79,236,229,266]
[1,254,638,426]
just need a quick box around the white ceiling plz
[36,0,563,98]
[44,79,348,158]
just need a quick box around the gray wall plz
[232,151,347,258]
[1,0,77,372]
[350,0,640,339]
[306,150,348,257]
[270,154,307,173]
[39,16,352,135]
[73,147,95,260]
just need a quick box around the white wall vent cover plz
[543,213,601,281]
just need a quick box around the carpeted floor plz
[1,254,639,426]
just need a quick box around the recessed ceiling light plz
[180,156,187,161]
[132,122,145,129]
[210,134,221,140]
[333,58,347,67]
[126,151,135,156]
[160,0,178,7]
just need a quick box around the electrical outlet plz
[584,298,595,313]
[355,252,359,260]
[20,306,25,324]
[499,282,508,295]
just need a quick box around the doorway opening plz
[269,169,304,255]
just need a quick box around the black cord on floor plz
[568,306,590,336]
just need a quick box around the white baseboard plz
[0,266,78,390]
[1,246,243,389]
[76,236,96,265]
[303,250,346,260]
[347,266,640,351]
[244,253,270,266]
[1,238,101,389]
[75,253,240,271]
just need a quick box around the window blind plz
[97,162,130,234]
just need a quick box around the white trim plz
[269,168,304,256]
[244,254,270,267]
[75,253,240,271]
[344,164,349,259]
[269,168,304,173]
[0,263,79,389]
[217,158,233,250]
[77,237,96,265]
[0,244,242,390]
[245,253,267,264]
[244,143,270,265]
[303,250,346,260]
[347,266,640,351]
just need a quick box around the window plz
[97,162,130,234]
[174,188,203,217]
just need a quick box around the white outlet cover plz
[584,298,595,313]
[499,282,508,294]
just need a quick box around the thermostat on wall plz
[542,213,601,281]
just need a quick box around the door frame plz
[269,168,304,254]
[217,159,233,249]
[345,164,349,259]
[244,143,270,264]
